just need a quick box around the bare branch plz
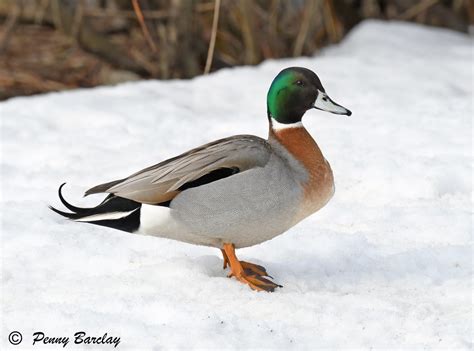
[0,1,20,53]
[204,0,221,75]
[131,0,158,53]
[397,0,439,20]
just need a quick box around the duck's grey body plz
[138,136,310,248]
[83,132,333,249]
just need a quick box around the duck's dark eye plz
[322,97,328,102]
[295,80,304,86]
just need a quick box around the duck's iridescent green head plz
[267,67,351,125]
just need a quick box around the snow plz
[1,20,472,349]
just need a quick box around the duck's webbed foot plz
[221,243,282,292]
[240,261,273,279]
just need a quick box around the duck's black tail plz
[49,183,141,233]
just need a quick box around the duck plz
[50,67,351,292]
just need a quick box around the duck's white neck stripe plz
[271,118,303,131]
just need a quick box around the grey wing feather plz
[85,135,271,204]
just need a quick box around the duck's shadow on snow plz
[191,255,227,278]
[175,237,468,293]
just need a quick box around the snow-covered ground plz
[1,20,472,350]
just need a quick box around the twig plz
[157,24,169,79]
[50,0,64,31]
[397,0,439,20]
[85,8,169,19]
[293,0,317,57]
[204,0,221,74]
[83,3,214,20]
[323,0,342,42]
[0,70,70,91]
[269,0,279,36]
[131,0,158,53]
[0,2,20,53]
[34,0,50,25]
[130,47,158,75]
[197,2,216,13]
[71,0,84,39]
[239,0,259,65]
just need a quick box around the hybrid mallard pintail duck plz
[51,67,351,292]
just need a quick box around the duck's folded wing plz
[84,135,271,204]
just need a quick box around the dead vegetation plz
[0,0,471,100]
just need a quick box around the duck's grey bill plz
[313,91,352,116]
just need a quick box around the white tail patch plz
[137,204,175,235]
[75,208,139,222]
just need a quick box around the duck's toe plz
[237,273,282,292]
[240,260,272,278]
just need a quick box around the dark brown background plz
[0,0,472,101]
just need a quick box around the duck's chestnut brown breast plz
[271,126,335,220]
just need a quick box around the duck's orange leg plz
[221,249,229,269]
[221,243,281,292]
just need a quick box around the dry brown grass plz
[0,0,471,100]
